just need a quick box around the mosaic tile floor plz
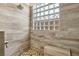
[21,49,42,56]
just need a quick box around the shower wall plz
[0,4,30,56]
[30,3,79,56]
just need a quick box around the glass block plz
[50,26,54,30]
[55,8,59,13]
[49,4,54,9]
[45,22,48,25]
[45,26,48,30]
[45,11,48,15]
[49,15,54,19]
[50,21,54,25]
[45,6,48,10]
[54,3,59,7]
[45,15,48,19]
[55,14,59,18]
[49,10,54,14]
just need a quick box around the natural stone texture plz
[0,4,30,56]
[30,3,79,56]
[44,46,70,56]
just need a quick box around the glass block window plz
[40,16,44,20]
[41,7,44,11]
[40,4,45,6]
[50,21,54,25]
[55,8,59,13]
[49,4,54,9]
[50,26,54,30]
[49,10,54,14]
[55,14,59,18]
[45,6,48,10]
[45,15,48,19]
[41,22,44,25]
[49,15,54,19]
[54,3,59,7]
[45,22,48,25]
[45,26,48,30]
[41,12,44,16]
[45,11,48,15]
[33,3,60,31]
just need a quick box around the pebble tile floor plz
[21,49,42,56]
